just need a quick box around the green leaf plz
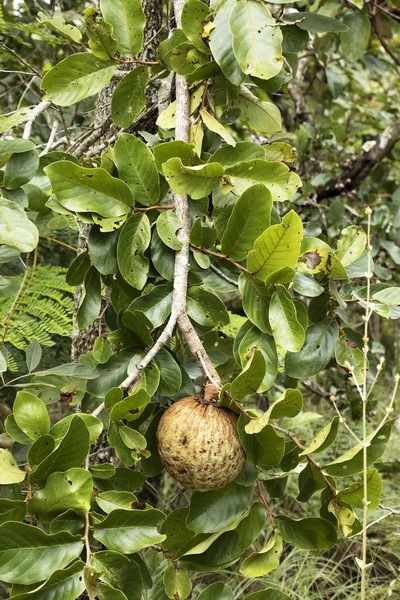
[0,500,26,526]
[372,287,400,306]
[10,561,85,600]
[84,9,118,59]
[211,142,265,167]
[0,199,39,252]
[335,335,365,384]
[153,141,199,173]
[0,522,82,584]
[100,0,146,57]
[27,435,55,469]
[45,161,134,217]
[230,0,283,80]
[163,158,223,199]
[190,218,217,249]
[115,133,160,207]
[237,325,278,392]
[163,564,192,600]
[186,287,229,326]
[221,184,272,261]
[210,0,245,86]
[230,88,282,135]
[181,0,210,54]
[247,210,303,281]
[66,251,90,285]
[335,226,366,266]
[41,53,117,106]
[231,350,266,400]
[128,285,173,328]
[325,419,395,477]
[28,468,93,521]
[0,108,35,135]
[34,363,99,379]
[340,9,370,61]
[111,68,149,128]
[96,491,137,513]
[276,515,337,550]
[77,265,101,329]
[285,319,339,378]
[4,150,39,189]
[293,272,324,297]
[225,159,301,201]
[29,415,90,484]
[239,274,272,333]
[156,211,183,250]
[117,213,151,289]
[93,508,166,553]
[157,29,188,70]
[198,583,234,600]
[0,449,26,484]
[269,287,305,356]
[92,337,111,364]
[90,550,143,600]
[297,463,326,502]
[245,389,302,434]
[160,508,197,554]
[154,349,182,396]
[186,482,252,534]
[26,340,42,372]
[299,417,339,456]
[240,531,283,577]
[88,227,119,275]
[170,43,208,76]
[37,10,82,41]
[337,469,382,510]
[238,415,285,468]
[109,388,150,422]
[13,391,50,440]
[284,12,349,33]
[200,109,236,147]
[181,502,266,571]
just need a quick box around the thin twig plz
[369,9,400,67]
[257,479,275,523]
[23,100,51,139]
[40,236,77,252]
[1,44,41,76]
[190,244,250,274]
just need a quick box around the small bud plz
[365,207,372,215]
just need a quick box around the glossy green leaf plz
[90,550,143,600]
[160,508,196,554]
[77,265,101,328]
[299,417,339,456]
[325,419,395,477]
[240,531,283,577]
[247,210,303,281]
[371,287,400,306]
[284,12,349,33]
[186,287,230,326]
[337,469,382,510]
[231,349,266,400]
[269,287,305,356]
[276,515,337,550]
[28,468,93,520]
[157,29,188,69]
[209,0,245,86]
[238,274,272,333]
[238,415,285,468]
[154,348,182,396]
[26,340,42,372]
[187,482,252,534]
[237,325,278,392]
[41,53,117,106]
[29,415,90,484]
[45,161,134,217]
[96,491,137,513]
[292,272,324,297]
[230,0,283,80]
[0,522,82,584]
[109,388,150,422]
[0,199,39,252]
[0,500,26,526]
[111,68,149,128]
[4,150,39,189]
[230,88,282,135]
[117,213,151,289]
[100,0,145,57]
[0,449,26,484]
[156,211,183,250]
[66,251,90,285]
[335,226,366,266]
[297,463,326,502]
[13,391,50,440]
[93,508,166,553]
[335,335,365,384]
[0,108,35,135]
[10,561,85,600]
[245,389,302,434]
[163,158,223,199]
[181,0,210,54]
[128,285,173,328]
[27,435,55,469]
[163,564,192,600]
[211,142,265,167]
[221,184,272,260]
[285,319,339,378]
[114,134,160,207]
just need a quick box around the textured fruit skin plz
[156,396,245,491]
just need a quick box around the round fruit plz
[156,395,245,491]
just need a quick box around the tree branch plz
[22,100,51,139]
[317,118,400,200]
[369,8,400,67]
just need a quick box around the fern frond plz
[0,265,74,351]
